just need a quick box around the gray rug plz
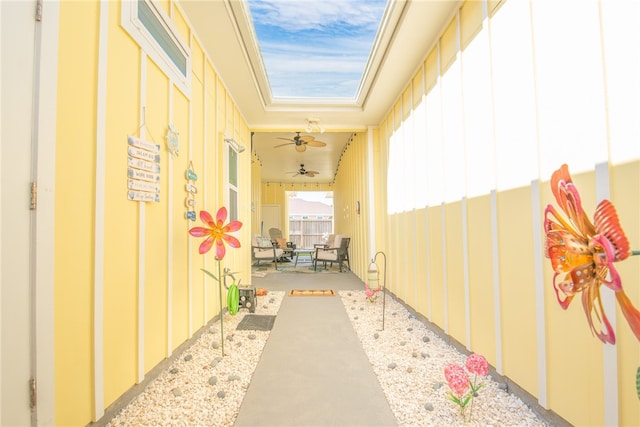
[236,315,277,331]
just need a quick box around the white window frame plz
[121,0,191,96]
[225,135,240,222]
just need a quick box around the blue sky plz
[247,0,387,99]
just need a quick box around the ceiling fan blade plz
[276,137,294,142]
[306,140,326,147]
[307,170,319,174]
[273,142,294,148]
[295,144,306,152]
[305,172,316,177]
[298,135,314,142]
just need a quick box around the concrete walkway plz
[234,270,397,426]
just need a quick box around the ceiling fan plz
[274,132,327,152]
[289,164,319,178]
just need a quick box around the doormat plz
[288,289,335,296]
[236,315,277,331]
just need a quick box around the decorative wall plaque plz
[127,135,160,202]
[166,124,180,158]
[185,161,198,220]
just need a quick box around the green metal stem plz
[218,259,224,356]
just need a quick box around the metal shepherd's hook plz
[369,251,387,330]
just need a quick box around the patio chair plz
[268,227,295,260]
[313,235,350,272]
[315,234,335,249]
[252,234,284,270]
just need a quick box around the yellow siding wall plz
[144,59,170,372]
[103,2,140,404]
[496,187,538,396]
[331,1,640,426]
[190,39,205,335]
[542,171,605,424]
[171,88,190,349]
[428,206,445,327]
[52,0,640,426]
[414,209,428,316]
[54,1,99,423]
[251,154,263,234]
[611,162,640,427]
[54,1,252,424]
[444,202,465,345]
[332,133,370,278]
[466,196,496,363]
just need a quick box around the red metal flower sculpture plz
[544,164,640,344]
[188,207,242,260]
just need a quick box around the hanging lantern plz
[368,261,381,291]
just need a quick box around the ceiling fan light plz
[305,117,324,133]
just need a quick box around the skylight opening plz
[247,0,387,100]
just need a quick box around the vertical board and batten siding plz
[103,0,141,409]
[54,1,251,424]
[541,171,606,423]
[356,0,640,426]
[54,1,99,422]
[495,187,538,395]
[142,57,170,378]
[49,0,640,425]
[332,132,369,278]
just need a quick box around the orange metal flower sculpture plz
[188,207,242,260]
[544,164,640,344]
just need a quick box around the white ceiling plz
[179,0,461,183]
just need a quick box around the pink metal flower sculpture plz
[445,353,489,422]
[364,282,381,302]
[544,164,640,344]
[188,207,242,355]
[466,353,489,377]
[188,207,242,260]
[445,364,470,397]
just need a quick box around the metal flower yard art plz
[190,208,242,259]
[189,207,242,354]
[444,353,489,422]
[544,164,640,344]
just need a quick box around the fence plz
[288,218,333,248]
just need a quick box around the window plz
[227,145,238,221]
[121,0,191,95]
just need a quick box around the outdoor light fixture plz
[305,117,325,133]
[225,137,246,153]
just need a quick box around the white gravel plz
[106,291,285,427]
[105,289,550,427]
[340,290,550,427]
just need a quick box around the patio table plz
[293,248,315,267]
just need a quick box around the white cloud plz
[247,0,386,98]
[248,0,385,31]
